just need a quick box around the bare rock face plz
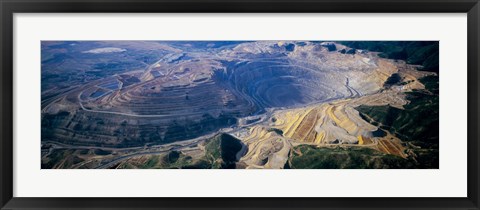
[41,41,414,148]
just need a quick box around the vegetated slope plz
[288,146,415,169]
[286,76,438,169]
[355,76,439,168]
[107,133,243,169]
[338,41,439,72]
[41,148,85,169]
[41,147,111,169]
[202,133,244,169]
[357,76,438,145]
[359,76,438,167]
[115,151,196,169]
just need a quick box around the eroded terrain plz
[41,41,439,169]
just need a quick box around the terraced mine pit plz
[41,41,439,169]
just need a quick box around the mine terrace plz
[41,41,439,169]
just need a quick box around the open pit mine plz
[41,41,439,169]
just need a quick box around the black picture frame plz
[1,0,479,209]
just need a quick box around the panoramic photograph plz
[41,41,439,169]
